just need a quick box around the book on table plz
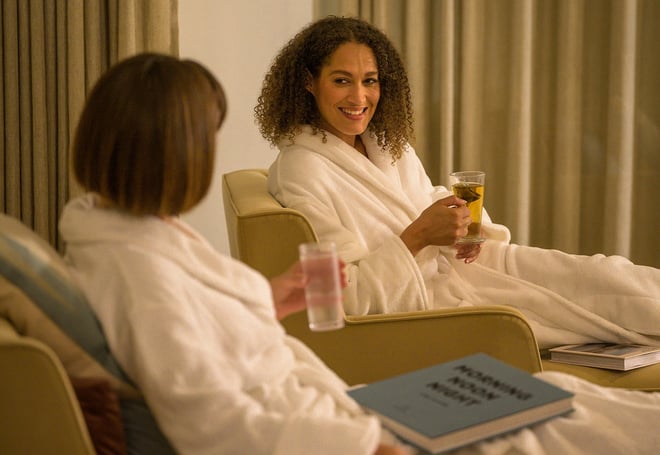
[347,353,574,454]
[548,343,660,371]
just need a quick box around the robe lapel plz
[292,127,421,225]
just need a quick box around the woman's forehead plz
[322,42,378,75]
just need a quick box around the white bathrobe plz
[268,126,660,349]
[60,194,660,454]
[59,195,381,455]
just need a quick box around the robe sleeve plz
[269,154,431,315]
[342,236,432,314]
[268,142,508,316]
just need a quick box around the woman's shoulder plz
[275,134,330,166]
[269,140,334,188]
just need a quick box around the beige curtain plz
[315,0,659,268]
[1,0,178,250]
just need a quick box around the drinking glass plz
[449,171,486,244]
[298,242,345,331]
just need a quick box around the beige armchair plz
[222,169,543,384]
[222,169,660,391]
[0,313,95,455]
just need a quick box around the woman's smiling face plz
[307,42,380,147]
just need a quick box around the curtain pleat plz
[459,0,484,171]
[29,0,50,237]
[552,0,584,253]
[435,0,455,182]
[1,0,178,250]
[17,1,33,221]
[403,0,429,166]
[64,0,86,204]
[2,1,20,216]
[506,0,533,245]
[314,0,659,267]
[631,0,660,266]
[603,0,637,258]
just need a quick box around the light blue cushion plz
[0,231,125,378]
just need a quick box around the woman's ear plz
[305,71,315,95]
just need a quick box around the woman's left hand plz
[270,259,347,320]
[270,261,308,320]
[455,242,482,264]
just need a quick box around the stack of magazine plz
[548,343,660,371]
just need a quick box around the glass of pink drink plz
[298,242,345,331]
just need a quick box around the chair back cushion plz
[222,168,317,278]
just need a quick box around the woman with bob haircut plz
[72,54,223,216]
[61,52,407,455]
[261,15,660,351]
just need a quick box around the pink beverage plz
[298,243,344,331]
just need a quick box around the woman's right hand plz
[400,195,471,256]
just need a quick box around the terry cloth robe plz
[452,370,660,455]
[59,194,382,455]
[268,126,660,349]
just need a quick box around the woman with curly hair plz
[259,16,660,352]
[255,15,413,161]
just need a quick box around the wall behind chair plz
[178,1,313,254]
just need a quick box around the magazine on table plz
[548,343,660,371]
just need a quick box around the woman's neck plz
[354,135,367,157]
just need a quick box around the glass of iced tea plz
[449,171,486,244]
[298,242,345,331]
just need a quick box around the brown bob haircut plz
[72,53,227,216]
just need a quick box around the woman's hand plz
[400,195,471,256]
[270,261,307,320]
[455,242,482,264]
[270,259,347,320]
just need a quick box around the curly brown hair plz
[254,16,414,161]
